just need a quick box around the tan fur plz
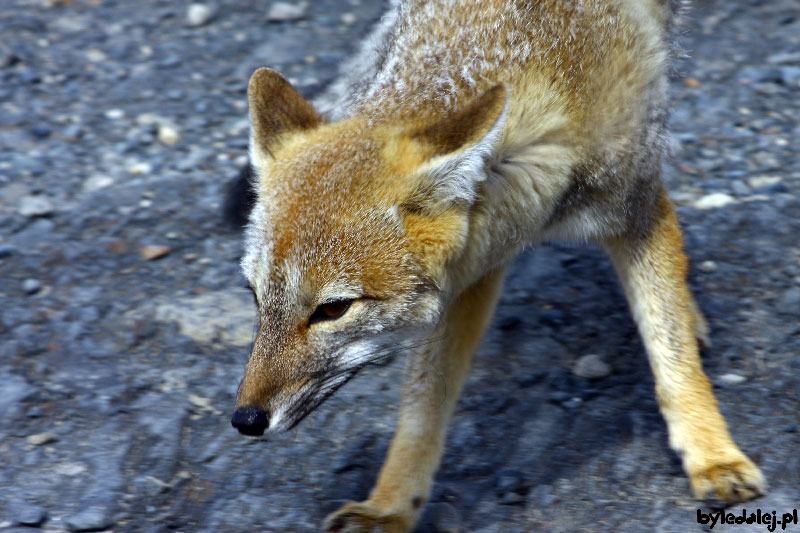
[603,189,765,503]
[233,1,765,531]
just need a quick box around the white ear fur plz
[418,89,508,205]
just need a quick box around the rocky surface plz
[1,1,798,532]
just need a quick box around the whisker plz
[324,333,450,380]
[282,333,453,428]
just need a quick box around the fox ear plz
[248,68,324,157]
[406,84,508,209]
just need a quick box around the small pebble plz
[30,124,52,139]
[693,193,736,210]
[12,503,47,527]
[698,260,717,273]
[341,13,357,25]
[61,122,83,137]
[83,174,114,192]
[27,432,58,446]
[753,181,789,195]
[188,394,215,412]
[730,180,750,196]
[669,190,699,206]
[780,66,800,87]
[186,3,216,27]
[718,373,747,386]
[86,48,107,63]
[22,278,41,294]
[159,54,182,68]
[779,288,800,314]
[104,108,125,120]
[747,176,782,189]
[157,124,180,145]
[767,51,800,65]
[267,2,307,21]
[19,195,54,217]
[572,354,612,380]
[129,162,152,175]
[65,506,114,532]
[139,245,171,261]
[0,244,17,258]
[136,112,162,126]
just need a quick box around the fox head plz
[232,68,507,435]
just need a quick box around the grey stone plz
[0,243,16,258]
[736,66,782,84]
[18,195,53,217]
[779,287,800,314]
[175,147,213,172]
[693,192,737,209]
[572,354,612,380]
[753,181,790,194]
[63,122,83,139]
[22,278,41,294]
[0,41,15,68]
[698,260,718,273]
[717,373,747,386]
[159,54,181,68]
[30,123,52,139]
[10,219,55,249]
[730,180,750,196]
[0,370,35,422]
[9,501,47,526]
[673,132,698,144]
[186,4,216,27]
[65,506,115,532]
[781,66,800,88]
[267,2,307,21]
[767,51,800,65]
[27,432,58,446]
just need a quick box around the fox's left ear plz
[248,67,324,158]
[406,84,508,209]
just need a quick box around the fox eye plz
[309,299,353,325]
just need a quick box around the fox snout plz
[231,406,269,436]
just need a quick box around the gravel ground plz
[1,1,798,532]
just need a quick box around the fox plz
[228,0,766,531]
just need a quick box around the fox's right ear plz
[248,68,324,158]
[403,84,508,210]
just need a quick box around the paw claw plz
[323,502,412,533]
[690,455,767,504]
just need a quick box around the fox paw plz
[323,502,412,533]
[689,454,766,503]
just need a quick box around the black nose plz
[231,406,269,436]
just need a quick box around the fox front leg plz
[323,267,508,533]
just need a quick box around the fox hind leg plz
[603,187,765,502]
